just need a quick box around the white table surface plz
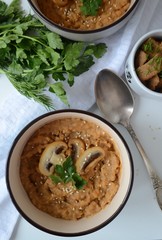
[1,75,162,240]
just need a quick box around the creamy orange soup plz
[20,118,121,220]
[37,0,131,30]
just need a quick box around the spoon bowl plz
[95,69,134,126]
[95,69,162,210]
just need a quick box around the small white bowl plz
[6,110,133,236]
[125,29,162,100]
[27,0,139,41]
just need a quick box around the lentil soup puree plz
[20,117,121,220]
[37,0,131,30]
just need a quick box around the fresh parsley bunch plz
[0,0,107,109]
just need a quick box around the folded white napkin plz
[0,0,161,239]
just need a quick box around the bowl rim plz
[27,0,140,34]
[6,109,134,237]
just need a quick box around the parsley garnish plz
[80,0,102,16]
[143,40,153,53]
[0,0,107,109]
[50,156,87,190]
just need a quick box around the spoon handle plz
[126,122,162,210]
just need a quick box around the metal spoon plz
[95,68,162,210]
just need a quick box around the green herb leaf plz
[80,0,102,16]
[0,1,7,15]
[64,42,84,71]
[49,82,69,105]
[85,43,108,58]
[63,156,73,169]
[0,39,7,48]
[71,55,94,76]
[52,72,65,81]
[8,60,24,75]
[67,72,74,86]
[50,175,63,183]
[46,32,63,50]
[50,156,87,190]
[55,165,66,179]
[72,173,87,190]
[16,47,27,59]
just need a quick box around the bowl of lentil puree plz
[27,0,139,41]
[6,109,133,236]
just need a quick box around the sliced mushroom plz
[68,138,85,162]
[76,146,105,174]
[39,141,67,176]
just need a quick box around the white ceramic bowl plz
[27,0,139,41]
[125,29,162,100]
[6,109,133,236]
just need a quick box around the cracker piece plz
[136,53,162,81]
[135,50,148,67]
[157,78,162,88]
[148,75,159,90]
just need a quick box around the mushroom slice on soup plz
[68,138,85,161]
[39,141,68,176]
[76,146,105,174]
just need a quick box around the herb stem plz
[17,34,48,48]
[0,23,17,30]
[44,66,65,72]
[0,23,43,33]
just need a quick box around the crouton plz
[136,53,162,81]
[135,50,148,67]
[148,75,160,90]
[157,78,162,88]
[142,37,162,58]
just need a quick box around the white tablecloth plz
[0,0,161,239]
